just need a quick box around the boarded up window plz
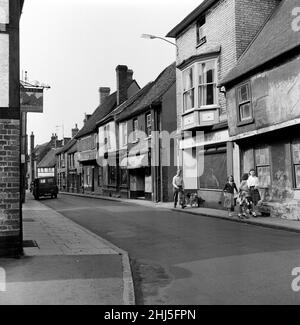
[199,146,227,190]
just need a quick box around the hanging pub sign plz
[20,86,44,113]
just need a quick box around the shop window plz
[85,167,91,187]
[199,146,227,190]
[198,60,217,107]
[292,141,300,188]
[98,167,103,187]
[120,168,128,186]
[237,82,253,124]
[145,113,152,137]
[183,66,195,112]
[108,165,117,185]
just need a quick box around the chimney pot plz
[72,123,79,138]
[127,69,133,84]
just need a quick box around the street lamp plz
[141,34,178,53]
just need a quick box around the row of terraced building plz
[44,0,300,220]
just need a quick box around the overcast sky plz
[20,0,201,145]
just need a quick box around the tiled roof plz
[33,142,51,163]
[37,148,57,168]
[67,141,78,154]
[75,92,117,139]
[97,82,154,125]
[116,62,176,121]
[220,0,300,86]
[166,0,218,38]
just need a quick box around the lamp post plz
[141,33,178,54]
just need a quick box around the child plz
[238,173,252,219]
[223,176,238,217]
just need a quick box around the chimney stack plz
[116,65,129,106]
[72,123,79,138]
[84,113,92,125]
[99,87,111,106]
[127,69,133,85]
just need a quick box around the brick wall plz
[176,0,237,130]
[175,0,281,132]
[0,120,20,239]
[235,0,281,59]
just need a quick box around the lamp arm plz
[153,36,178,48]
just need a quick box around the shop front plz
[180,128,233,209]
[237,127,300,220]
[121,153,151,200]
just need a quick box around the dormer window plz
[196,16,206,46]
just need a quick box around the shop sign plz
[78,150,97,162]
[21,87,44,113]
[180,129,229,149]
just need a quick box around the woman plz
[223,176,238,217]
[247,169,261,217]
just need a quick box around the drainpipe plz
[153,105,161,203]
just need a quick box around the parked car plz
[32,177,58,200]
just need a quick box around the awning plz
[120,154,148,169]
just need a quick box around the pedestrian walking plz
[173,169,185,209]
[223,175,238,217]
[247,169,261,217]
[237,173,252,219]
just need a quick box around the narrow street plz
[41,194,300,305]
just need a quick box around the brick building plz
[55,124,80,193]
[0,0,24,256]
[32,133,68,184]
[109,62,177,202]
[166,0,281,209]
[220,0,300,219]
[75,65,140,195]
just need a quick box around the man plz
[173,169,185,208]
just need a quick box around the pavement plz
[0,194,135,305]
[61,192,300,234]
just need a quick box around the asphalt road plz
[41,194,300,305]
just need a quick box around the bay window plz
[198,60,217,107]
[182,59,218,113]
[183,67,195,112]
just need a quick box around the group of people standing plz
[172,168,261,219]
[223,169,261,219]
